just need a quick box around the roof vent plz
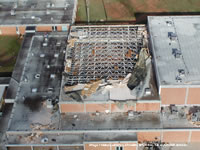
[46,9,50,15]
[166,21,172,26]
[176,76,182,83]
[31,16,35,19]
[35,74,40,79]
[178,69,185,77]
[172,48,182,59]
[168,32,177,41]
[10,9,16,16]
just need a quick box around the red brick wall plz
[136,103,160,112]
[0,26,17,35]
[163,131,189,143]
[85,143,137,150]
[19,26,26,35]
[57,26,62,31]
[86,103,110,112]
[161,88,186,105]
[138,132,161,142]
[60,103,84,113]
[111,143,137,150]
[187,88,200,104]
[85,143,110,150]
[190,131,200,142]
[36,26,52,32]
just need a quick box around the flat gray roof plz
[0,0,77,25]
[8,32,68,131]
[148,16,200,87]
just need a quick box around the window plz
[52,26,57,31]
[116,146,123,150]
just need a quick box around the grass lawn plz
[0,36,22,72]
[76,0,200,22]
[89,0,107,21]
[76,0,88,22]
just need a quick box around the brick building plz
[2,15,200,150]
[0,0,77,35]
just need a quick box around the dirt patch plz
[23,96,44,112]
[129,0,166,12]
[105,1,135,20]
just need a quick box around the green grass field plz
[89,0,107,21]
[0,36,22,72]
[76,0,87,21]
[76,0,200,22]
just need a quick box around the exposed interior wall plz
[36,26,52,32]
[161,88,186,105]
[138,131,161,143]
[0,26,17,35]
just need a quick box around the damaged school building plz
[2,14,200,150]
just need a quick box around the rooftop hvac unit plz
[168,32,177,41]
[166,21,172,26]
[175,76,182,83]
[178,69,185,77]
[172,48,182,59]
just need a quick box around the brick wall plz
[19,26,26,35]
[57,26,62,31]
[86,103,110,112]
[0,26,17,35]
[190,131,200,142]
[162,131,189,143]
[60,103,84,113]
[161,88,186,105]
[60,101,160,113]
[85,143,137,150]
[138,132,161,142]
[136,103,160,112]
[187,88,200,104]
[36,26,52,32]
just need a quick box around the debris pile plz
[188,106,200,126]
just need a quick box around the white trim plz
[184,87,189,105]
[188,130,192,143]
